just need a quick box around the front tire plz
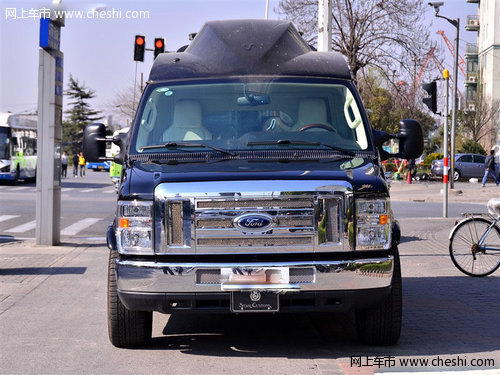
[449,218,500,277]
[453,169,461,181]
[108,251,152,348]
[356,250,402,345]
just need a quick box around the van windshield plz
[133,79,370,154]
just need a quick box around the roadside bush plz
[458,140,486,155]
[384,162,396,172]
[423,152,443,166]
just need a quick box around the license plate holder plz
[231,290,279,313]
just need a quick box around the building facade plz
[465,0,500,150]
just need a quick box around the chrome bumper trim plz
[116,256,394,293]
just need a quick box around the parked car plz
[431,153,492,181]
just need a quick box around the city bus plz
[0,112,37,183]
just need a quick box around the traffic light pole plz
[443,70,450,218]
[449,18,459,189]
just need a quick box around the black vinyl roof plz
[149,19,351,81]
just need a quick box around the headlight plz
[116,201,153,254]
[356,198,391,250]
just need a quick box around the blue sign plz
[40,18,60,51]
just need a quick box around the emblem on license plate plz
[250,290,261,302]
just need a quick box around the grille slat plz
[197,199,313,209]
[196,216,314,228]
[197,236,312,247]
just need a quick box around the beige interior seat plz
[294,98,332,131]
[162,100,212,141]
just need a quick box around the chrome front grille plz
[195,196,315,253]
[155,180,353,255]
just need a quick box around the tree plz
[107,83,141,126]
[277,0,433,83]
[459,93,499,148]
[63,75,102,149]
[458,140,486,155]
[357,70,436,135]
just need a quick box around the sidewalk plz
[0,240,86,315]
[389,179,500,203]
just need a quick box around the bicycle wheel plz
[449,218,500,277]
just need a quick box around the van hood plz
[120,157,388,199]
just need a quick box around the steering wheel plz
[298,123,336,133]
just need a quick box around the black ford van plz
[84,19,422,348]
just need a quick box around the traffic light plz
[134,35,145,62]
[422,81,437,114]
[154,38,165,59]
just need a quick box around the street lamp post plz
[429,2,460,189]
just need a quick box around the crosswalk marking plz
[9,186,30,191]
[6,220,37,233]
[61,218,100,236]
[103,190,115,194]
[0,215,20,223]
[61,188,75,192]
[80,188,95,193]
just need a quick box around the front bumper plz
[116,256,394,313]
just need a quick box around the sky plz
[0,0,479,126]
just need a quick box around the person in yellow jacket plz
[78,152,86,177]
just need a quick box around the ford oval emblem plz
[234,213,274,232]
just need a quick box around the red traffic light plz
[134,35,145,62]
[154,37,165,59]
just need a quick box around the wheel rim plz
[453,170,460,181]
[450,219,500,276]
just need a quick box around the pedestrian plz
[61,151,68,178]
[481,149,499,187]
[78,152,86,177]
[72,152,79,178]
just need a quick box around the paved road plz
[1,208,498,374]
[0,171,116,243]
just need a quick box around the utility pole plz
[318,0,332,52]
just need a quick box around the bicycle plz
[449,198,500,277]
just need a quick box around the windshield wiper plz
[139,142,236,156]
[247,140,356,157]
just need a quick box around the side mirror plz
[398,119,423,159]
[83,123,107,162]
[112,132,129,165]
[373,119,423,161]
